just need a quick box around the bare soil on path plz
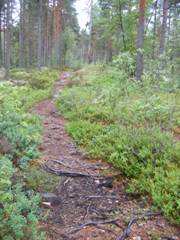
[34,73,179,240]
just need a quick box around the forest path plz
[34,73,179,240]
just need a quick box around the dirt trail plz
[34,73,179,240]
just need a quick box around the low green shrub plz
[66,120,179,223]
[57,86,116,123]
[0,103,41,167]
[23,166,60,192]
[0,157,45,240]
[27,69,59,89]
[0,68,59,239]
[0,83,52,111]
[10,68,59,90]
[57,65,179,129]
[9,69,31,80]
[112,52,135,76]
[57,64,179,224]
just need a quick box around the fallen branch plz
[93,225,117,236]
[44,164,120,179]
[43,164,95,178]
[69,218,120,234]
[83,202,92,220]
[116,211,161,240]
[84,195,119,200]
[52,160,75,169]
[52,159,108,171]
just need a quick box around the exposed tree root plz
[44,163,121,181]
[116,211,162,240]
[52,159,108,170]
[43,164,97,178]
[69,218,121,235]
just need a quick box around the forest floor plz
[34,73,179,240]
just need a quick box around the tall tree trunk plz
[44,0,49,66]
[5,0,11,76]
[135,0,146,81]
[49,0,56,66]
[152,0,158,59]
[88,0,93,63]
[37,0,43,69]
[0,7,2,67]
[3,7,5,67]
[28,2,33,67]
[118,0,126,51]
[19,0,25,67]
[159,0,169,55]
[106,39,112,62]
[55,0,63,67]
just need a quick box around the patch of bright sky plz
[74,0,90,30]
[74,0,97,30]
[14,0,95,30]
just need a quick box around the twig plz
[44,164,120,179]
[52,160,73,169]
[84,195,119,200]
[94,225,117,236]
[83,202,92,220]
[43,164,98,178]
[69,218,120,234]
[53,159,108,170]
[116,211,161,240]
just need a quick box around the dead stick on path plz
[52,160,74,169]
[69,218,121,234]
[94,225,117,236]
[44,164,121,179]
[53,159,107,170]
[83,202,92,220]
[52,159,96,175]
[116,212,161,240]
[84,195,119,200]
[43,164,96,178]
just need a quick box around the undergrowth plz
[56,63,180,224]
[0,68,59,239]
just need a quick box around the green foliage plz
[0,68,58,239]
[9,69,31,80]
[24,166,60,192]
[0,93,42,167]
[10,68,59,90]
[27,69,59,89]
[58,64,179,129]
[66,120,179,224]
[0,157,45,240]
[112,52,135,76]
[57,64,179,224]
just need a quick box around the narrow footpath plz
[34,73,179,240]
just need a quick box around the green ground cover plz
[57,64,180,224]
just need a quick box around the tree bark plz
[118,0,126,51]
[88,0,93,63]
[159,0,169,55]
[152,0,158,59]
[135,0,146,81]
[5,0,12,76]
[19,0,25,67]
[28,2,33,67]
[37,0,43,69]
[106,39,112,62]
[0,7,2,66]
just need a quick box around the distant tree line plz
[81,0,180,80]
[0,0,79,72]
[0,0,179,80]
